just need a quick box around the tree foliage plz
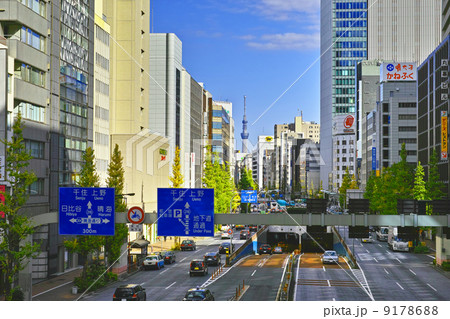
[413,162,428,201]
[105,144,128,269]
[169,146,184,188]
[427,149,445,201]
[0,113,40,300]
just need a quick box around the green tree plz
[64,147,104,279]
[237,166,256,213]
[413,161,428,201]
[0,113,40,300]
[389,143,414,199]
[339,168,352,208]
[105,144,129,269]
[169,146,184,188]
[427,149,445,201]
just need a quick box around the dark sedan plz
[161,251,176,264]
[240,230,250,240]
[204,252,221,266]
[113,284,146,301]
[258,244,272,254]
[218,242,235,254]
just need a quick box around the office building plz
[252,136,275,190]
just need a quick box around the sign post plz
[59,187,115,236]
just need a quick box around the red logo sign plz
[161,155,166,161]
[344,115,354,129]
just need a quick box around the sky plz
[151,0,321,150]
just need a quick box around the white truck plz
[376,227,389,241]
[387,226,409,252]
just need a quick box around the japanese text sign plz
[157,188,214,237]
[442,111,448,160]
[59,187,115,236]
[381,63,417,82]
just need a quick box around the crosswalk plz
[356,252,409,262]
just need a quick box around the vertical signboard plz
[372,147,376,171]
[442,111,448,160]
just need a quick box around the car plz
[190,259,208,276]
[235,224,245,230]
[142,254,165,270]
[218,242,235,254]
[221,232,231,240]
[113,284,146,301]
[183,287,215,301]
[361,235,374,243]
[161,251,176,264]
[249,225,258,232]
[240,230,250,240]
[204,251,221,266]
[273,246,283,254]
[321,250,339,264]
[181,240,196,251]
[221,225,231,232]
[258,244,272,254]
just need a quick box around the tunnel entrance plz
[301,232,333,253]
[266,232,300,253]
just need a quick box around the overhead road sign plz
[157,188,214,237]
[241,190,257,203]
[306,199,327,214]
[59,187,115,236]
[127,206,145,224]
[348,226,370,239]
[348,199,370,214]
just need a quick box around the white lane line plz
[165,282,176,290]
[427,284,437,292]
[180,257,187,262]
[427,255,436,259]
[251,270,257,277]
[373,258,378,263]
[327,280,331,287]
[366,249,370,253]
[384,268,389,275]
[378,244,382,247]
[360,244,363,247]
[386,250,392,255]
[395,258,402,264]
[396,282,404,290]
[323,266,326,272]
[409,269,416,276]
[293,254,302,301]
[159,269,168,275]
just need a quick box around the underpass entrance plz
[301,232,333,253]
[267,232,300,252]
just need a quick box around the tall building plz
[444,0,450,40]
[320,0,368,191]
[252,136,274,190]
[294,113,320,144]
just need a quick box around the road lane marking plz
[180,257,187,262]
[409,269,416,276]
[427,255,436,259]
[373,258,378,263]
[378,244,382,247]
[165,282,176,290]
[395,258,402,263]
[384,268,389,275]
[159,269,168,275]
[323,266,326,272]
[327,280,331,287]
[396,282,404,290]
[386,250,391,255]
[360,244,363,247]
[251,270,257,277]
[427,284,437,292]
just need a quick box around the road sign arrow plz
[87,201,92,209]
[70,218,78,224]
[102,218,110,224]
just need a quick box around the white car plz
[221,232,231,239]
[321,250,339,264]
[142,254,165,270]
[361,235,373,243]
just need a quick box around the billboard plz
[381,63,417,82]
[442,111,448,160]
[332,114,355,135]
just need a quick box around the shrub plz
[11,287,24,301]
[73,263,117,292]
[413,245,429,254]
[442,261,450,271]
[171,242,181,251]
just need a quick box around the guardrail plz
[227,225,269,265]
[276,252,297,301]
[332,226,357,268]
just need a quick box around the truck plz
[376,227,389,241]
[387,226,409,252]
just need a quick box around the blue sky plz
[152,0,321,149]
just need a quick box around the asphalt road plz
[337,226,450,301]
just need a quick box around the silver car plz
[321,250,339,264]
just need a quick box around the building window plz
[21,26,46,52]
[398,102,416,108]
[14,61,45,87]
[14,101,45,123]
[28,178,44,196]
[25,139,45,159]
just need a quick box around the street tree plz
[105,144,129,269]
[339,168,352,208]
[427,149,445,201]
[64,147,103,280]
[170,146,184,245]
[0,113,39,300]
[413,161,428,201]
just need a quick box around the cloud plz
[246,32,319,51]
[254,0,320,20]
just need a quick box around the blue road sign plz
[59,187,115,236]
[241,190,258,203]
[157,188,214,237]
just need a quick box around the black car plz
[240,230,250,240]
[181,240,196,251]
[113,284,146,301]
[161,251,176,264]
[218,242,235,254]
[258,244,272,254]
[183,287,215,301]
[190,259,208,276]
[204,252,221,266]
[249,225,258,232]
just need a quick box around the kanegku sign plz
[381,63,417,82]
